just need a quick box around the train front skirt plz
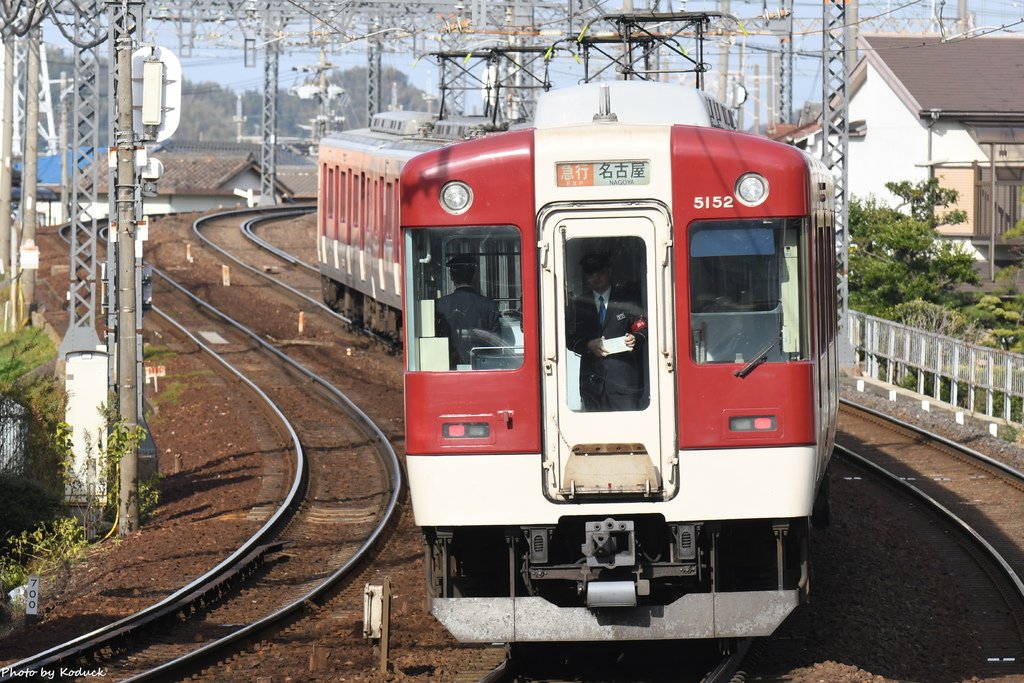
[431,590,800,642]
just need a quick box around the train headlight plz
[735,173,769,207]
[440,181,473,215]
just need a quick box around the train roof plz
[534,81,736,131]
[319,111,510,156]
[320,127,441,157]
[432,115,503,141]
[368,110,436,135]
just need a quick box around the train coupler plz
[581,517,635,568]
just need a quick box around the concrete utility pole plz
[718,0,730,105]
[58,73,69,225]
[22,27,41,311]
[1,40,14,315]
[112,0,141,534]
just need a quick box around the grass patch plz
[0,327,56,383]
[143,344,177,364]
[149,380,187,408]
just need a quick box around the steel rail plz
[241,209,320,272]
[839,397,1024,483]
[4,207,402,682]
[0,278,309,682]
[194,207,401,348]
[119,258,403,682]
[191,207,354,327]
[836,398,1024,611]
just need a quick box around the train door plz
[539,205,677,501]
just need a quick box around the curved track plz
[0,208,402,682]
[837,400,1024,666]
[14,209,1024,682]
[743,398,1024,681]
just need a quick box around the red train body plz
[318,81,838,643]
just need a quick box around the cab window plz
[689,218,807,364]
[406,227,523,372]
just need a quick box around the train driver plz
[566,251,648,412]
[435,254,501,370]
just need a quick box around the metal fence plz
[850,310,1024,425]
[0,395,29,475]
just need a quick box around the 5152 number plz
[693,195,734,209]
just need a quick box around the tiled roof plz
[156,153,260,194]
[276,165,318,199]
[155,139,315,166]
[765,121,820,142]
[858,33,1024,117]
[95,153,259,195]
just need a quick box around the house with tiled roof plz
[40,140,316,221]
[133,152,275,214]
[154,140,318,202]
[848,33,1024,271]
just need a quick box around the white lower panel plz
[318,239,401,309]
[407,447,818,526]
[431,590,799,642]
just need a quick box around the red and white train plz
[318,80,838,644]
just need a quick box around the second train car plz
[317,111,492,341]
[398,80,839,643]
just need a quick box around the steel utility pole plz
[259,4,281,206]
[823,0,854,367]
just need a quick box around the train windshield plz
[405,226,524,372]
[689,218,807,364]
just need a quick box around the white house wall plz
[76,195,248,221]
[931,122,987,165]
[848,62,930,205]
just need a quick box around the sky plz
[39,0,1024,128]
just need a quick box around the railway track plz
[1,208,402,682]
[743,398,1024,681]
[192,205,400,349]
[13,207,1024,681]
[838,401,1024,665]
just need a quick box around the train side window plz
[344,171,352,237]
[360,173,368,244]
[319,163,329,237]
[338,171,348,242]
[326,167,335,221]
[689,218,808,364]
[405,226,524,372]
[384,181,396,260]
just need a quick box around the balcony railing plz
[974,182,1022,241]
[973,166,1023,242]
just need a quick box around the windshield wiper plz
[734,341,776,379]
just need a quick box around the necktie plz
[598,295,606,325]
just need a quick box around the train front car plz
[401,81,838,644]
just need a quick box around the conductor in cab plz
[435,254,500,369]
[566,251,648,412]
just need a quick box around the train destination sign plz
[556,160,651,187]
